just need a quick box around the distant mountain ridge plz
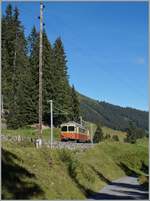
[78,93,148,131]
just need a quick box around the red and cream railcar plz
[60,121,91,143]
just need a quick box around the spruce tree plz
[28,26,38,55]
[125,121,147,143]
[70,85,80,122]
[2,4,15,110]
[93,124,104,143]
[2,5,33,128]
[28,26,39,123]
[28,28,54,125]
[125,121,137,143]
[53,37,72,126]
[42,31,55,124]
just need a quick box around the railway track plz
[1,134,93,150]
[45,141,93,150]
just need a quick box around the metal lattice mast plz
[39,1,43,136]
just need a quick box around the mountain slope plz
[79,93,148,131]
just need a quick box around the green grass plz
[102,126,127,142]
[2,138,148,199]
[2,126,61,141]
[84,122,126,142]
[2,142,85,199]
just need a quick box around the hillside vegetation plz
[84,122,126,142]
[2,138,148,199]
[79,93,148,131]
[2,123,127,143]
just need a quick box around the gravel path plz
[89,176,149,200]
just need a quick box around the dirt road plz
[89,176,149,200]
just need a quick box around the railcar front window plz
[68,126,74,131]
[61,126,67,131]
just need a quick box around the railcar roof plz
[60,121,85,129]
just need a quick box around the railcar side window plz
[61,126,67,131]
[68,126,74,131]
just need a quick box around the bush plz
[112,135,119,141]
[105,134,111,140]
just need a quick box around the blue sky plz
[2,2,148,111]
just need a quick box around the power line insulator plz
[43,5,45,9]
[38,16,40,19]
[43,23,45,26]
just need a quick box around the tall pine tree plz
[2,5,33,128]
[28,26,39,124]
[2,4,15,110]
[28,28,55,125]
[42,31,55,124]
[53,37,72,126]
[93,124,104,143]
[70,85,80,122]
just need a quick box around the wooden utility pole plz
[39,1,43,136]
[90,123,93,144]
[50,100,53,148]
[1,95,3,115]
[47,100,53,149]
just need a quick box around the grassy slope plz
[102,126,127,142]
[2,127,61,141]
[2,138,148,199]
[84,122,126,142]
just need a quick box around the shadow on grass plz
[66,161,124,199]
[2,148,45,199]
[90,166,111,184]
[117,162,138,177]
[140,162,149,174]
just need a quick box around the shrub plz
[105,134,111,140]
[112,135,119,141]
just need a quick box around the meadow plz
[2,136,148,199]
